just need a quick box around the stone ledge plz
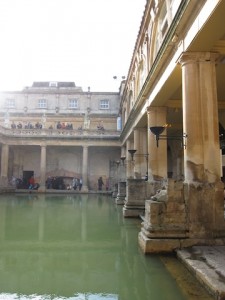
[138,232,181,253]
[177,246,225,300]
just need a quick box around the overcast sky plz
[0,0,146,92]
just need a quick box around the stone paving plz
[177,246,225,300]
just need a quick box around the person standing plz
[28,176,35,189]
[72,177,77,190]
[79,178,83,191]
[98,176,104,191]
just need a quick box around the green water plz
[0,194,212,300]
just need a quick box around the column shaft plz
[126,140,133,178]
[134,128,141,178]
[147,107,167,180]
[40,145,46,190]
[1,144,9,178]
[180,52,221,183]
[82,146,88,191]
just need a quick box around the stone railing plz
[0,125,121,139]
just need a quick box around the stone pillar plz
[126,140,133,178]
[120,145,126,181]
[123,178,146,217]
[179,52,225,239]
[146,107,168,198]
[115,146,126,205]
[141,129,148,177]
[0,144,9,187]
[147,107,167,181]
[39,145,46,191]
[180,52,221,183]
[123,137,147,216]
[82,146,89,192]
[115,181,126,205]
[134,128,141,178]
[139,53,225,253]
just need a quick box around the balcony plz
[0,125,121,140]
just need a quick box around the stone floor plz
[177,246,225,300]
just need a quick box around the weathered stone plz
[115,181,126,205]
[123,178,146,217]
[138,232,181,253]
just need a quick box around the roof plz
[31,82,76,88]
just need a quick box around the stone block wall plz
[142,179,187,238]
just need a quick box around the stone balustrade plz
[0,125,120,139]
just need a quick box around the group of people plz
[11,121,76,130]
[11,122,22,129]
[46,176,67,190]
[10,121,107,133]
[56,121,73,130]
[45,176,83,191]
[28,175,40,190]
[72,177,82,191]
[11,121,43,129]
[97,123,105,131]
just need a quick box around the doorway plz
[23,170,34,188]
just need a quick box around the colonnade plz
[117,52,225,252]
[0,143,89,191]
[39,145,90,191]
[121,52,223,194]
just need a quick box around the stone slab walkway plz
[177,246,225,300]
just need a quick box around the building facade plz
[0,82,121,191]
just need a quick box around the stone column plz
[141,129,148,177]
[39,145,46,191]
[123,137,147,217]
[120,145,126,181]
[0,144,9,187]
[138,107,183,253]
[147,107,167,181]
[82,145,89,192]
[134,128,141,178]
[126,140,133,178]
[179,52,225,240]
[115,146,127,205]
[180,52,221,182]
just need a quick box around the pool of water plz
[0,194,213,300]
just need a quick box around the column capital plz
[133,126,147,132]
[146,106,167,114]
[178,51,219,66]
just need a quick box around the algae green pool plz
[0,194,213,300]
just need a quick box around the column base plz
[115,196,126,205]
[0,176,9,187]
[115,181,126,205]
[38,185,46,192]
[138,231,225,253]
[123,178,146,217]
[81,186,89,192]
[123,205,145,217]
[112,183,118,198]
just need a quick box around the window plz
[160,2,168,38]
[100,99,109,109]
[68,98,78,109]
[38,99,47,108]
[5,98,15,108]
[49,81,57,87]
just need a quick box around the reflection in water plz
[0,293,118,299]
[0,194,212,300]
